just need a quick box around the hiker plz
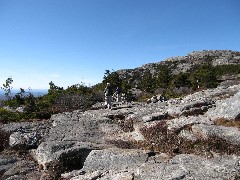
[115,86,122,103]
[104,83,113,109]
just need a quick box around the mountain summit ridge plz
[118,49,240,73]
[115,50,240,88]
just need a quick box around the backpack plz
[116,87,122,94]
[105,87,113,96]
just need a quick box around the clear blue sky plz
[0,0,239,89]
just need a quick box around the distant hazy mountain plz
[0,89,48,101]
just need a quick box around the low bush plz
[214,118,240,129]
[139,121,240,156]
[0,108,23,123]
[0,108,51,124]
[0,130,10,151]
[53,92,104,113]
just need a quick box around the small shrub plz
[0,130,10,151]
[53,92,103,113]
[114,115,134,132]
[140,121,181,154]
[206,135,240,155]
[139,121,240,156]
[0,108,22,123]
[137,92,153,102]
[122,118,134,132]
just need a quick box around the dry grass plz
[109,114,135,132]
[139,121,240,156]
[0,130,10,152]
[107,139,139,149]
[214,93,235,100]
[214,118,240,129]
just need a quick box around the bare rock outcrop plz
[1,120,50,149]
[117,50,240,87]
[136,154,240,180]
[68,153,240,179]
[206,91,240,121]
[82,148,149,172]
[1,83,240,179]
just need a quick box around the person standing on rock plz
[104,83,113,109]
[115,86,122,103]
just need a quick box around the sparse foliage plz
[139,70,155,92]
[191,64,218,89]
[155,65,171,88]
[103,70,122,90]
[1,59,239,123]
[1,77,13,100]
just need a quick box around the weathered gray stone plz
[117,50,240,88]
[206,91,240,121]
[136,154,240,180]
[5,175,27,180]
[100,171,134,180]
[1,52,240,180]
[71,154,240,179]
[61,170,85,180]
[142,112,167,122]
[0,120,50,149]
[70,170,105,180]
[150,96,158,103]
[3,160,36,180]
[0,157,17,174]
[9,131,42,148]
[82,148,149,172]
[166,115,213,131]
[166,105,182,117]
[33,141,103,170]
[129,123,145,141]
[0,120,50,134]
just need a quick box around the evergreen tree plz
[102,70,122,90]
[191,64,218,89]
[140,70,155,92]
[1,77,13,100]
[155,65,171,88]
[171,73,191,88]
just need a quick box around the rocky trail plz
[1,84,240,179]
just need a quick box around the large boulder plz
[136,154,240,179]
[2,160,37,180]
[142,111,167,122]
[69,148,149,179]
[33,141,103,170]
[82,148,149,172]
[167,100,214,118]
[0,157,17,176]
[9,131,42,149]
[166,115,213,131]
[0,121,50,149]
[206,91,240,121]
[69,153,240,179]
[46,112,110,143]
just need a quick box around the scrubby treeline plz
[99,63,240,99]
[0,80,103,123]
[1,62,239,123]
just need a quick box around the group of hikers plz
[104,83,122,109]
